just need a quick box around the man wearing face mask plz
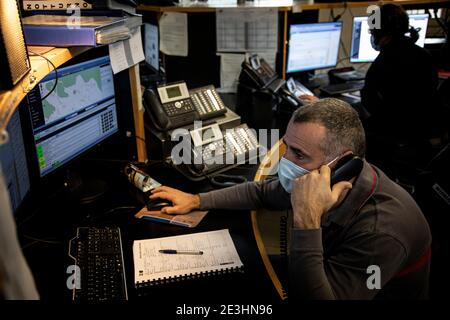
[361,4,440,173]
[150,98,432,299]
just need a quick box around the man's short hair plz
[292,98,366,159]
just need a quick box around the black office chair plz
[412,143,450,298]
[437,77,450,136]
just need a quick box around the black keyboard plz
[69,227,128,301]
[320,81,365,95]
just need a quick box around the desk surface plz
[18,161,282,303]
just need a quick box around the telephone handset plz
[143,82,197,131]
[286,77,314,97]
[241,54,278,89]
[330,154,364,186]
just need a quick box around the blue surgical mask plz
[277,156,339,193]
[370,34,381,51]
[278,157,310,193]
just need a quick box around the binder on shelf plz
[133,229,244,288]
[22,1,93,11]
[22,0,137,12]
[22,13,142,46]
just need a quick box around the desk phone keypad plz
[190,85,227,120]
[164,98,195,117]
[199,124,259,172]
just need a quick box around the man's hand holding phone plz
[291,165,352,230]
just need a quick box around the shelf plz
[138,0,294,12]
[0,46,89,133]
[138,0,450,13]
[293,0,450,12]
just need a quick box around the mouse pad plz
[135,207,208,228]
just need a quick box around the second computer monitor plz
[26,56,119,177]
[286,22,342,73]
[0,108,30,213]
[350,14,429,63]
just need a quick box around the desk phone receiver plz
[330,154,364,186]
[279,77,317,108]
[189,123,260,175]
[241,54,278,89]
[143,82,197,130]
[286,77,314,97]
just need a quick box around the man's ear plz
[342,150,354,157]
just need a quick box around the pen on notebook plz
[159,249,204,255]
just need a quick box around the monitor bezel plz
[30,56,120,178]
[350,14,430,64]
[0,107,31,217]
[286,21,343,74]
[23,55,121,181]
[349,16,376,64]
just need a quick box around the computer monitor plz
[144,23,159,71]
[25,56,119,177]
[0,108,30,213]
[286,22,342,73]
[350,14,429,63]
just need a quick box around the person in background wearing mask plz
[361,3,441,173]
[149,98,432,299]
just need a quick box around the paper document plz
[133,229,243,286]
[216,8,278,52]
[109,27,145,74]
[218,53,245,93]
[159,12,188,57]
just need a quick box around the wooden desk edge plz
[251,139,288,300]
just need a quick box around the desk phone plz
[143,82,227,130]
[190,123,259,174]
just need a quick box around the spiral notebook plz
[133,229,243,287]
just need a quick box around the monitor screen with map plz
[26,56,118,177]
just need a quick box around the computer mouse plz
[146,198,173,211]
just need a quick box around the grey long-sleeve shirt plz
[198,161,431,299]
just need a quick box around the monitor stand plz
[65,169,109,205]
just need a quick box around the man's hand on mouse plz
[150,186,200,215]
